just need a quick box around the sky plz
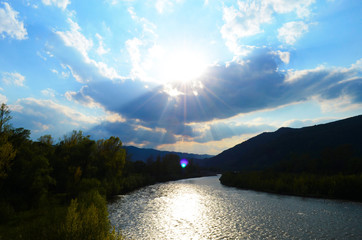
[0,0,361,155]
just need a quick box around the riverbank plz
[219,171,362,202]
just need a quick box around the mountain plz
[124,146,213,162]
[204,115,362,171]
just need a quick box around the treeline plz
[220,145,362,202]
[121,154,201,193]
[0,103,200,239]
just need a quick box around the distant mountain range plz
[202,115,362,171]
[124,145,213,162]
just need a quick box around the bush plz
[59,190,124,240]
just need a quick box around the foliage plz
[0,135,16,179]
[0,103,202,239]
[60,191,124,240]
[0,104,126,239]
[0,103,12,133]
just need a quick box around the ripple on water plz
[108,176,362,240]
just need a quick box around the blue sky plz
[0,0,361,155]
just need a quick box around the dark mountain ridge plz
[205,115,362,171]
[124,145,213,162]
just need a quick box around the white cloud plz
[154,0,183,14]
[95,33,110,56]
[13,97,99,125]
[126,37,144,79]
[33,121,51,132]
[272,50,290,64]
[155,0,172,13]
[42,0,70,10]
[104,111,126,123]
[221,1,273,54]
[0,2,27,40]
[2,72,26,87]
[65,88,101,108]
[278,21,309,45]
[10,97,103,139]
[56,19,124,81]
[128,7,157,36]
[317,95,362,113]
[220,0,315,54]
[66,64,86,83]
[0,93,7,103]
[269,0,315,18]
[56,18,93,61]
[41,88,56,97]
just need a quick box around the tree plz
[0,103,11,133]
[95,136,126,195]
[0,138,16,179]
[0,104,15,179]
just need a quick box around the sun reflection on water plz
[170,191,200,220]
[151,182,209,240]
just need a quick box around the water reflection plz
[144,182,208,239]
[170,190,201,221]
[108,176,362,240]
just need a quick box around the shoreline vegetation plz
[220,171,362,202]
[219,145,362,202]
[0,103,209,240]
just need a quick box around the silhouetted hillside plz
[205,115,362,171]
[124,146,213,162]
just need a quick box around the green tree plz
[0,103,11,133]
[95,136,126,196]
[0,104,16,180]
[0,137,16,179]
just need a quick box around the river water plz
[108,175,362,239]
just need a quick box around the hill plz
[205,115,362,171]
[124,146,213,162]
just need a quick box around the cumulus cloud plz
[55,18,123,81]
[65,86,101,108]
[0,2,27,40]
[2,72,26,87]
[97,49,361,135]
[278,21,309,45]
[272,50,290,64]
[41,88,56,98]
[42,0,70,10]
[45,44,362,148]
[269,0,315,18]
[221,0,315,53]
[221,1,273,54]
[56,18,93,61]
[11,98,100,139]
[45,30,362,148]
[89,120,177,148]
[126,37,144,79]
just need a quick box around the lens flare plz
[180,159,188,168]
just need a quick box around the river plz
[108,175,362,239]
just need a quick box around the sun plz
[145,45,208,84]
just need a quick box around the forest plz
[220,145,362,201]
[0,103,201,240]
